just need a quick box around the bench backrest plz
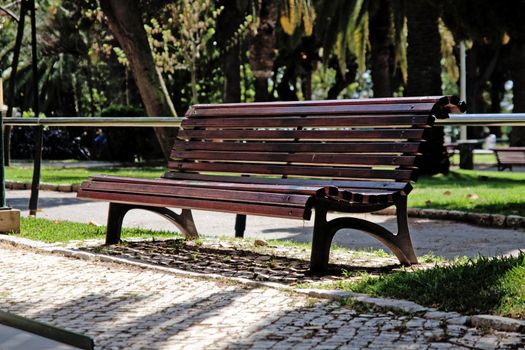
[166,96,464,184]
[493,148,525,164]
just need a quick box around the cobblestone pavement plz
[1,244,524,350]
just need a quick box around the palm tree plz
[406,1,449,175]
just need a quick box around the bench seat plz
[77,96,466,273]
[492,147,525,171]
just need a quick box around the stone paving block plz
[0,245,524,349]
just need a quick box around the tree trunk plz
[217,0,244,103]
[510,39,525,146]
[369,0,394,97]
[249,0,277,102]
[100,0,176,159]
[406,1,448,175]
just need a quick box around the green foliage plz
[145,0,222,104]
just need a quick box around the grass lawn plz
[309,254,525,319]
[6,165,163,185]
[18,216,179,242]
[411,169,525,216]
[450,152,497,165]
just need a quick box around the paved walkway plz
[1,243,524,349]
[3,190,525,349]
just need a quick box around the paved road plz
[1,244,524,349]
[7,190,525,259]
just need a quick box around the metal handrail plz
[3,113,525,127]
[3,117,183,127]
[439,114,525,126]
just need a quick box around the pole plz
[459,42,467,140]
[28,0,41,216]
[5,0,28,166]
[0,69,6,208]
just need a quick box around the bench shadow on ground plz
[81,237,401,286]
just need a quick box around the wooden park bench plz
[492,147,525,171]
[77,96,465,273]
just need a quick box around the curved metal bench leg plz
[309,197,418,273]
[106,203,199,245]
[310,204,335,274]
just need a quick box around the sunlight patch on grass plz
[17,217,179,243]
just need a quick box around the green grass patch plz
[314,254,525,319]
[17,216,179,243]
[450,152,497,165]
[6,166,163,185]
[411,169,525,216]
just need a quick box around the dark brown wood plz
[81,181,312,206]
[168,161,414,181]
[77,96,464,273]
[171,151,417,166]
[162,172,413,192]
[181,115,434,128]
[88,175,333,196]
[190,95,449,109]
[177,129,425,141]
[172,141,422,154]
[187,102,438,117]
[189,95,465,118]
[78,189,311,219]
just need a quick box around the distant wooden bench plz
[77,96,465,273]
[492,147,525,171]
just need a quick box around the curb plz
[374,207,525,230]
[1,234,524,334]
[5,181,80,192]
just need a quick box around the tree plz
[248,0,277,101]
[368,0,395,97]
[99,0,176,159]
[406,1,449,175]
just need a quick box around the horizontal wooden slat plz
[186,103,437,117]
[162,172,413,192]
[87,175,334,196]
[77,189,311,220]
[334,189,405,204]
[181,115,434,128]
[177,129,425,141]
[81,181,312,206]
[167,161,414,181]
[190,96,450,110]
[173,141,421,154]
[171,150,417,167]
